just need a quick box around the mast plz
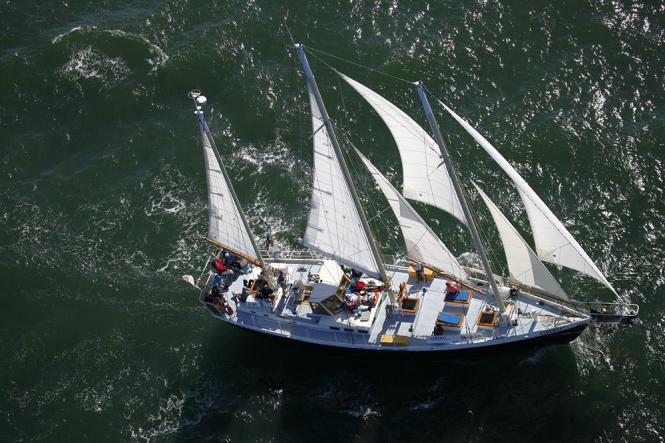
[415,82,505,312]
[294,44,388,283]
[189,91,265,268]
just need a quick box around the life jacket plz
[212,258,226,273]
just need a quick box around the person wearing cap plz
[413,261,425,282]
[268,240,280,260]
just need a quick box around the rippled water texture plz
[1,1,663,441]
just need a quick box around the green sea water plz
[1,1,664,441]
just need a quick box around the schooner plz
[183,44,638,354]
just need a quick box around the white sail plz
[200,124,260,263]
[303,85,382,277]
[442,102,617,295]
[354,147,468,280]
[473,183,568,298]
[338,72,467,225]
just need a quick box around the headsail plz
[442,102,617,295]
[354,147,468,280]
[198,116,262,265]
[338,72,467,225]
[302,84,382,277]
[473,183,568,298]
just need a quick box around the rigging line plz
[306,46,416,86]
[281,10,297,46]
[367,206,392,223]
[422,84,451,108]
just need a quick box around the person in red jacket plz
[212,258,226,274]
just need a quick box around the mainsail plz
[354,147,468,280]
[198,117,261,264]
[442,102,617,295]
[338,72,467,225]
[302,84,382,277]
[473,183,568,298]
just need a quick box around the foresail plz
[200,123,260,263]
[303,85,382,277]
[442,102,617,295]
[473,183,568,299]
[338,72,467,225]
[354,147,468,280]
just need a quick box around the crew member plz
[413,261,425,282]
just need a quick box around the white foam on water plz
[52,26,169,73]
[245,189,292,240]
[157,237,203,274]
[130,392,186,441]
[233,139,309,177]
[1,162,210,294]
[142,167,208,275]
[51,25,92,44]
[58,46,130,85]
[104,29,169,72]
[144,189,187,217]
[343,406,380,420]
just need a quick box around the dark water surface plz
[1,1,664,441]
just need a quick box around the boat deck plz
[204,259,589,352]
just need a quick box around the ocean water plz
[1,1,663,441]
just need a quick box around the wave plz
[51,26,86,44]
[104,28,169,72]
[51,25,169,73]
